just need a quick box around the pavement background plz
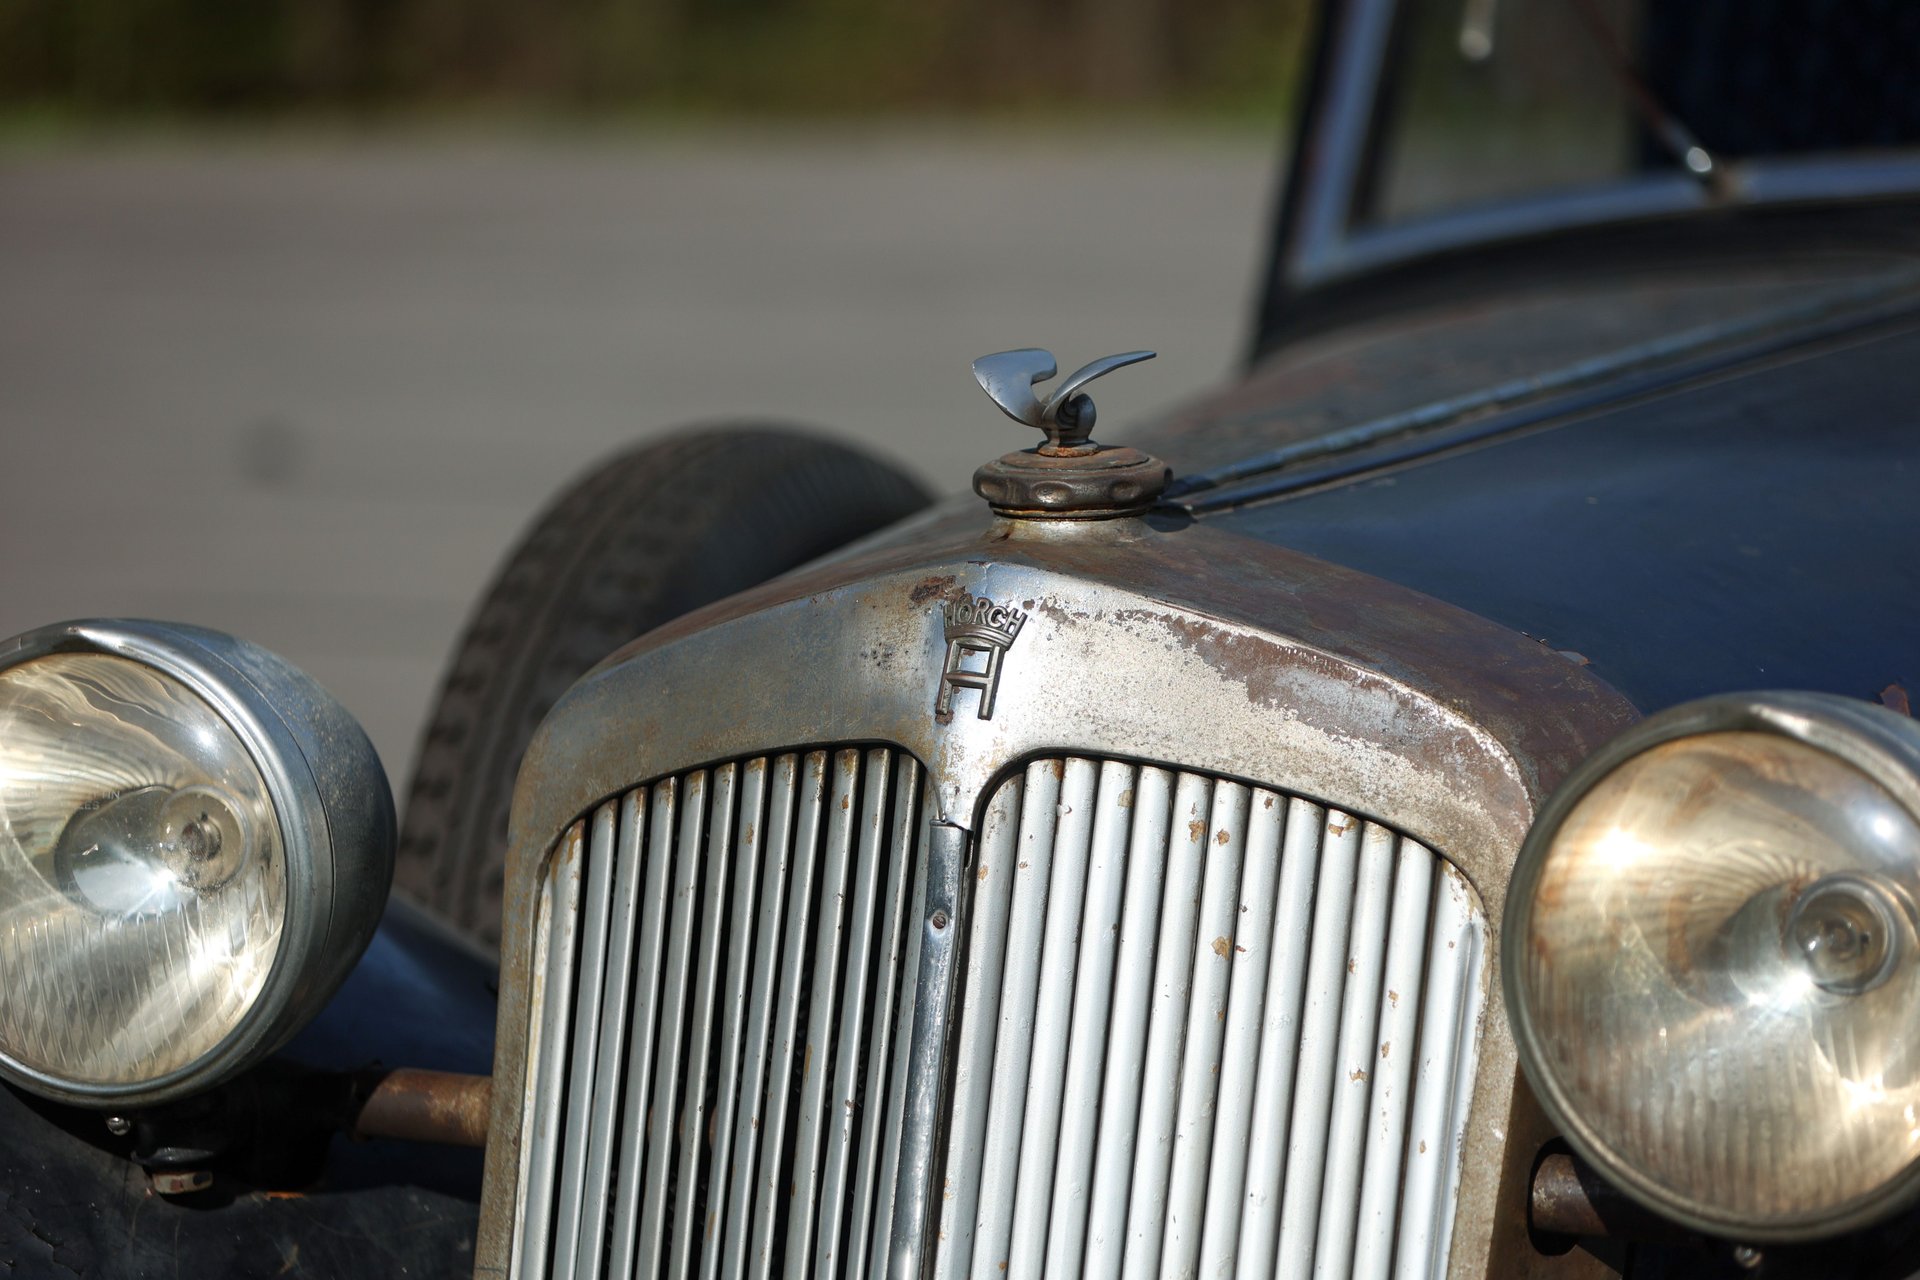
[0,126,1278,787]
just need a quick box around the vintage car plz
[3,1,1919,1277]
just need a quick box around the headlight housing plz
[0,620,394,1108]
[1506,692,1920,1242]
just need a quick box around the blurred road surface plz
[0,127,1277,786]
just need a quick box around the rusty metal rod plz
[1530,1151,1695,1242]
[352,1069,492,1149]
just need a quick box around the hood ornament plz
[969,348,1171,519]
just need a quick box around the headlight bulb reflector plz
[0,620,394,1108]
[0,652,288,1087]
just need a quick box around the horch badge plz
[936,593,1027,721]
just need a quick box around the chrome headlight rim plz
[1504,690,1920,1244]
[0,619,394,1109]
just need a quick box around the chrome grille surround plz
[478,516,1640,1280]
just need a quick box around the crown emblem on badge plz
[936,593,1026,721]
[943,594,1027,649]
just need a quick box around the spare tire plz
[394,426,932,947]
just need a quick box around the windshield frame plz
[1255,0,1920,348]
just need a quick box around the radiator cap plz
[970,348,1171,519]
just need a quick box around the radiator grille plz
[936,758,1487,1280]
[515,750,1485,1280]
[513,747,928,1280]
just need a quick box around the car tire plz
[393,426,932,947]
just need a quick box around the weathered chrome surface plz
[508,749,927,1280]
[478,512,1639,1279]
[935,758,1486,1278]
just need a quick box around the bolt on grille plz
[512,747,928,1280]
[936,757,1486,1280]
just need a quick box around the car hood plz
[1192,303,1920,715]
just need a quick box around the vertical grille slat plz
[964,758,1064,1278]
[937,771,1024,1280]
[850,758,924,1280]
[1232,796,1328,1280]
[573,793,649,1280]
[812,748,894,1280]
[1195,786,1287,1278]
[640,773,707,1274]
[784,750,862,1280]
[667,765,738,1280]
[518,747,1485,1280]
[1311,822,1400,1277]
[941,760,1489,1280]
[748,753,829,1280]
[1044,759,1141,1278]
[720,754,802,1280]
[1119,771,1215,1280]
[605,780,679,1279]
[550,802,621,1280]
[1273,808,1365,1280]
[1081,765,1175,1277]
[1349,840,1435,1280]
[699,760,771,1280]
[1005,757,1100,1278]
[512,820,586,1280]
[1161,778,1250,1277]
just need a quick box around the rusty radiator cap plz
[970,348,1171,519]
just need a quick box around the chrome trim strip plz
[1397,868,1487,1276]
[886,820,968,1280]
[865,797,931,1280]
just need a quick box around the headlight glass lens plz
[1518,729,1920,1228]
[0,653,286,1088]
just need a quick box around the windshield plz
[1369,0,1920,226]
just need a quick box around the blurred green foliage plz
[0,0,1312,118]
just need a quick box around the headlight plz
[0,620,394,1108]
[1506,692,1920,1241]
